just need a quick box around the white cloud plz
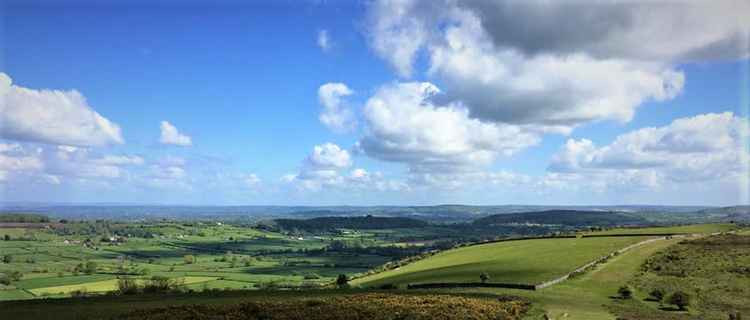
[159,121,192,146]
[242,173,261,188]
[318,83,356,132]
[0,142,146,184]
[283,143,407,193]
[364,1,747,130]
[317,29,331,52]
[359,82,540,172]
[306,142,352,169]
[0,73,124,147]
[548,112,749,189]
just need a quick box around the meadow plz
[353,236,653,287]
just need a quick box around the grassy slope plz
[440,236,683,320]
[586,223,736,235]
[353,236,651,287]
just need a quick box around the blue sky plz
[1,0,748,205]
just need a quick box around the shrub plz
[183,255,195,264]
[8,271,22,281]
[70,288,88,298]
[2,255,12,263]
[143,276,172,293]
[480,272,490,283]
[117,277,140,295]
[336,274,349,287]
[3,235,9,241]
[648,288,665,302]
[84,261,98,274]
[378,283,398,290]
[303,273,320,280]
[617,285,633,299]
[668,291,691,310]
[0,275,10,285]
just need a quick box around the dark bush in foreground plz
[117,293,529,320]
[667,291,690,311]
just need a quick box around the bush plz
[617,285,633,299]
[70,288,88,298]
[480,272,490,283]
[2,255,12,263]
[648,288,665,302]
[143,276,172,293]
[183,255,195,264]
[8,271,22,281]
[84,261,98,274]
[0,275,10,285]
[336,274,349,287]
[117,277,140,295]
[303,273,320,280]
[378,283,398,290]
[668,291,691,310]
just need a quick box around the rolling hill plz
[353,235,652,288]
[472,210,647,227]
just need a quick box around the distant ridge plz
[472,210,647,227]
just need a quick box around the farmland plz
[0,210,747,320]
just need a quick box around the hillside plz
[473,210,647,227]
[273,216,429,232]
[353,236,652,288]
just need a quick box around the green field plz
[353,236,652,287]
[28,276,216,295]
[586,223,736,235]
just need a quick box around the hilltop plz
[472,210,647,227]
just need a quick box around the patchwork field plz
[353,236,653,288]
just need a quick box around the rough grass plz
[353,236,652,287]
[0,290,528,320]
[613,233,750,320]
[117,293,529,320]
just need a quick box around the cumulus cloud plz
[364,1,747,130]
[284,143,407,192]
[318,83,356,132]
[305,142,352,169]
[0,73,124,147]
[0,142,146,185]
[159,121,192,146]
[317,29,331,52]
[359,82,540,172]
[548,112,749,188]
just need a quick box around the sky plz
[0,0,749,206]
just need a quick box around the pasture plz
[353,236,653,287]
[585,223,736,236]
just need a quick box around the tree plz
[336,274,349,287]
[2,255,12,263]
[183,255,195,264]
[668,291,691,311]
[84,261,98,274]
[480,272,490,283]
[3,235,9,241]
[648,288,665,302]
[618,285,633,299]
[8,271,22,281]
[117,277,140,295]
